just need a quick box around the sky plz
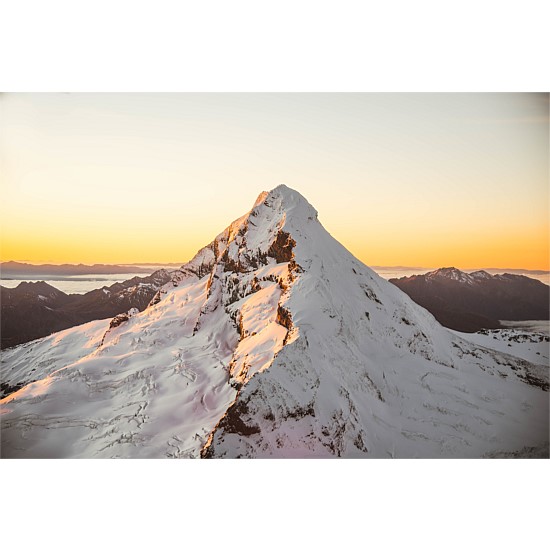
[1,93,548,269]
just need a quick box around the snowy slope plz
[453,329,549,367]
[1,185,548,458]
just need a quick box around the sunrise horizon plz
[1,183,548,272]
[1,94,548,271]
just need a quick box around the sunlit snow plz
[1,185,548,458]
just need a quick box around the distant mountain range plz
[390,267,549,332]
[1,270,172,349]
[0,261,155,276]
[371,265,549,275]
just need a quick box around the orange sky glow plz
[1,93,548,270]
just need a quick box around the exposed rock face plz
[109,313,130,330]
[276,304,293,331]
[268,231,296,263]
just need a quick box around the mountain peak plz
[260,184,319,223]
[431,267,461,275]
[14,280,65,295]
[271,183,296,195]
[268,183,309,203]
[426,267,473,283]
[469,270,492,279]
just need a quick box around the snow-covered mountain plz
[1,185,548,458]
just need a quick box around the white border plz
[1,1,549,91]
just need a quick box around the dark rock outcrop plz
[267,231,296,263]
